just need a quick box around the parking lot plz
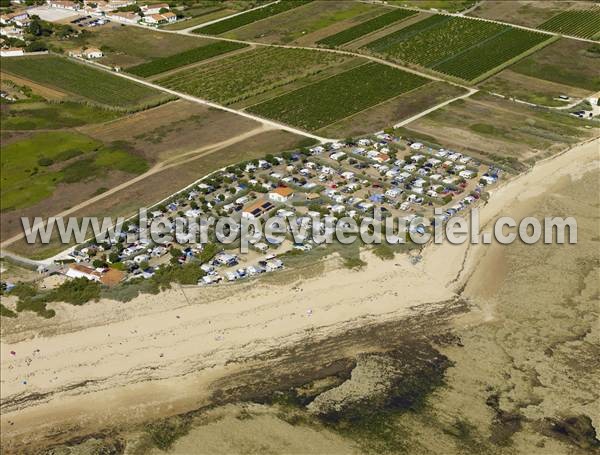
[27,6,80,22]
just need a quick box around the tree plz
[25,40,48,52]
[108,251,121,263]
[92,259,106,268]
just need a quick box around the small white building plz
[0,47,25,57]
[48,0,80,10]
[268,186,294,203]
[141,2,169,15]
[107,11,140,23]
[66,263,102,282]
[83,47,103,59]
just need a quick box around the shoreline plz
[1,138,598,453]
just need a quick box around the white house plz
[83,47,103,59]
[107,11,140,23]
[0,11,28,26]
[144,12,176,24]
[268,186,294,203]
[141,2,169,14]
[66,263,102,282]
[0,47,24,57]
[48,0,80,10]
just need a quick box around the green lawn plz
[248,62,428,131]
[1,55,172,109]
[1,132,148,211]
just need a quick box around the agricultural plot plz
[467,1,585,28]
[1,55,172,109]
[1,101,123,130]
[0,131,148,211]
[219,1,384,44]
[365,16,505,66]
[157,47,352,105]
[537,10,600,39]
[46,26,207,69]
[248,62,428,131]
[317,8,417,47]
[194,0,312,35]
[364,15,553,81]
[433,28,551,82]
[127,41,248,77]
[510,39,600,92]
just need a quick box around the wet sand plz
[0,139,598,453]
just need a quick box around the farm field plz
[0,131,147,212]
[467,1,592,27]
[162,8,236,31]
[218,1,384,44]
[403,92,597,170]
[78,100,260,163]
[537,9,600,39]
[1,100,123,130]
[127,41,248,77]
[248,62,429,131]
[220,1,381,43]
[363,15,553,81]
[509,38,600,92]
[157,47,354,105]
[317,7,417,47]
[320,81,467,138]
[194,1,313,35]
[1,55,172,109]
[7,129,309,259]
[432,28,552,82]
[478,70,590,107]
[341,11,431,50]
[47,25,209,68]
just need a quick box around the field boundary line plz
[319,7,419,48]
[125,21,473,91]
[358,0,600,44]
[393,87,478,128]
[145,44,256,81]
[183,0,279,33]
[469,34,559,84]
[240,60,371,112]
[66,54,335,143]
[313,81,434,133]
[430,25,509,69]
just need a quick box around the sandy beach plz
[1,138,598,453]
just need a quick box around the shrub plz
[48,277,101,305]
